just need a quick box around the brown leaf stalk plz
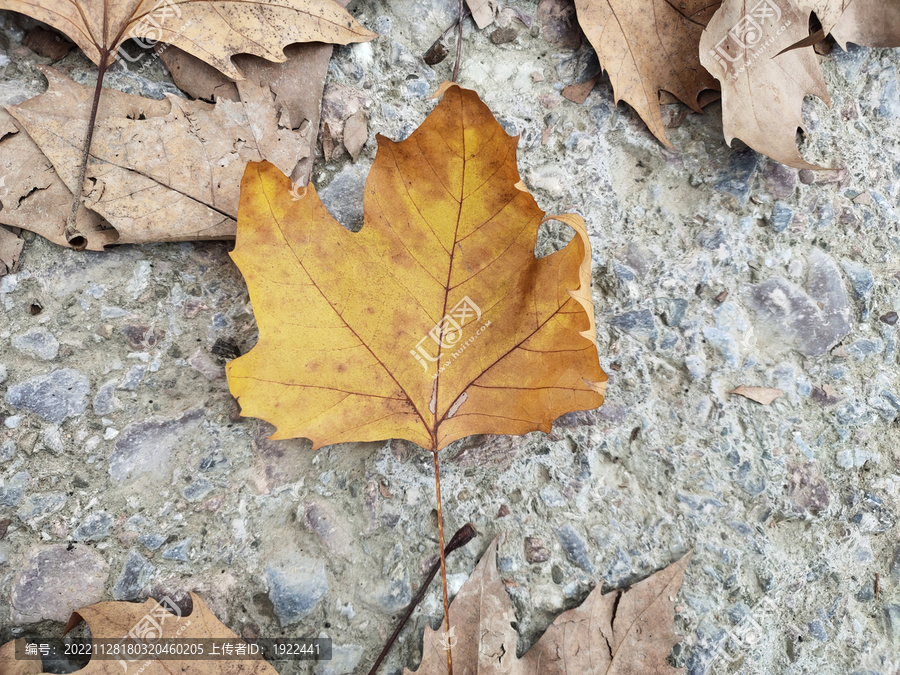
[432,449,453,675]
[367,522,476,675]
[65,47,110,251]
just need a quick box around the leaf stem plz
[451,0,463,82]
[366,522,476,675]
[65,48,110,251]
[432,449,453,675]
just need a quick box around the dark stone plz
[121,324,165,350]
[117,365,147,391]
[840,258,874,301]
[182,477,213,502]
[0,471,29,507]
[662,299,689,327]
[266,560,329,625]
[786,463,830,517]
[138,534,166,551]
[211,338,241,363]
[11,328,59,360]
[111,550,155,601]
[811,386,844,407]
[93,380,120,415]
[22,26,74,61]
[537,0,582,50]
[17,493,67,523]
[808,619,827,641]
[5,369,90,423]
[881,311,899,325]
[10,545,108,623]
[490,27,517,44]
[609,309,657,342]
[553,409,599,428]
[715,148,758,204]
[73,510,113,542]
[555,524,594,573]
[109,409,204,482]
[769,202,794,233]
[525,536,550,563]
[162,538,192,562]
[199,449,230,471]
[744,248,851,356]
[763,161,797,199]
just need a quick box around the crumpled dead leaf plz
[467,0,500,29]
[0,0,375,77]
[0,109,113,251]
[700,0,831,169]
[730,385,784,405]
[826,0,900,48]
[156,39,342,184]
[226,83,606,451]
[4,67,310,247]
[342,109,368,162]
[406,536,690,674]
[0,593,277,675]
[0,639,41,675]
[574,0,720,147]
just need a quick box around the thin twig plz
[451,0,463,82]
[65,48,110,251]
[366,523,477,675]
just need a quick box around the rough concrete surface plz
[1,1,900,674]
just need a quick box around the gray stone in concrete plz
[5,369,90,423]
[11,328,59,360]
[266,560,329,626]
[10,545,108,623]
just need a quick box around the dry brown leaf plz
[730,385,784,405]
[0,638,41,675]
[828,0,900,48]
[342,108,368,162]
[782,2,900,52]
[156,40,341,184]
[0,0,375,78]
[6,593,276,675]
[226,83,606,450]
[0,109,114,251]
[700,0,831,169]
[0,226,24,276]
[7,67,310,246]
[574,0,720,147]
[406,536,690,674]
[561,74,600,104]
[467,0,499,29]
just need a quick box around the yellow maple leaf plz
[226,83,606,452]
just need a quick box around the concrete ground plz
[2,1,900,674]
